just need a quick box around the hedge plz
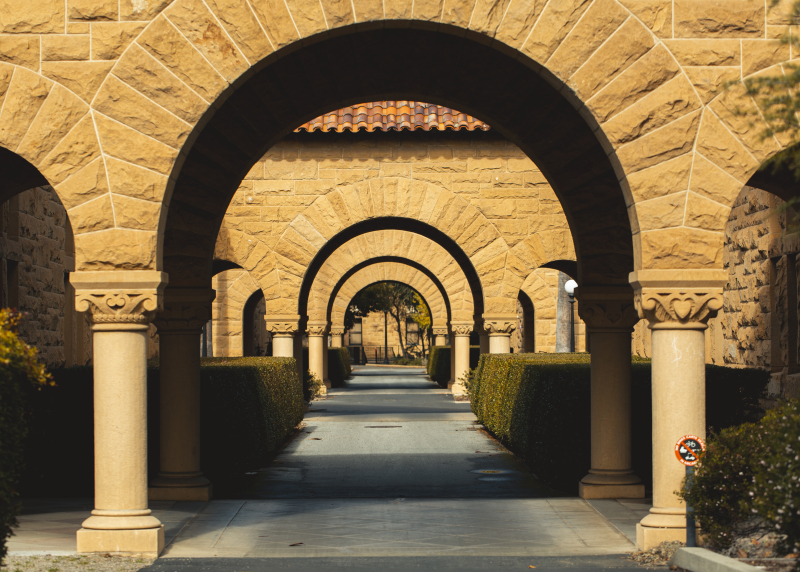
[469,353,768,492]
[0,310,50,560]
[327,347,351,387]
[428,346,451,387]
[21,357,304,497]
[681,399,800,555]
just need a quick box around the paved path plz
[11,365,650,565]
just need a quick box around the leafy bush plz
[682,399,800,555]
[22,357,303,497]
[327,348,350,388]
[427,346,451,387]
[469,353,768,493]
[0,310,51,560]
[339,347,351,378]
[392,356,424,366]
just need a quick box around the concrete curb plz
[670,548,762,572]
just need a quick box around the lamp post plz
[383,310,390,364]
[565,279,578,352]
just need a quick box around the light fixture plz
[564,279,577,296]
[564,279,577,352]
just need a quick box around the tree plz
[409,293,431,356]
[344,282,417,357]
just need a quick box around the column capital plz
[153,288,215,334]
[482,314,517,336]
[266,315,300,337]
[450,321,474,336]
[71,271,168,327]
[329,327,345,336]
[432,327,448,336]
[307,320,329,336]
[630,270,725,329]
[574,286,638,333]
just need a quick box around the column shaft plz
[489,335,510,353]
[308,334,325,384]
[272,335,294,357]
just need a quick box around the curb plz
[670,548,761,572]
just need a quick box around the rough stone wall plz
[211,269,264,358]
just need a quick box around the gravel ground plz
[1,555,153,572]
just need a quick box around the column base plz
[636,523,688,550]
[451,381,468,398]
[446,381,454,389]
[77,525,165,557]
[579,481,645,499]
[323,380,332,389]
[148,483,213,501]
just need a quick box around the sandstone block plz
[75,228,158,270]
[56,157,108,210]
[69,0,117,20]
[615,109,700,174]
[688,152,746,204]
[121,0,171,20]
[17,85,87,167]
[695,109,759,182]
[0,0,64,32]
[204,0,274,62]
[248,0,300,49]
[319,0,354,27]
[742,39,790,76]
[42,35,90,61]
[522,0,593,63]
[112,45,207,124]
[41,61,115,102]
[625,153,692,202]
[617,0,671,36]
[165,0,249,82]
[264,158,317,179]
[569,18,654,101]
[547,0,628,79]
[94,113,178,176]
[674,0,765,37]
[495,0,545,48]
[137,17,228,102]
[664,39,741,65]
[0,69,52,151]
[684,67,741,104]
[91,22,147,60]
[641,228,724,268]
[69,194,114,233]
[685,191,730,231]
[39,114,100,185]
[0,36,40,70]
[636,192,687,230]
[93,75,191,150]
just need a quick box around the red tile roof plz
[295,101,491,133]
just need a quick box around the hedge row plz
[22,357,304,497]
[327,347,351,387]
[469,353,768,492]
[428,346,482,388]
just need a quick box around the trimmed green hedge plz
[22,357,304,497]
[469,353,768,492]
[428,346,451,387]
[327,347,351,387]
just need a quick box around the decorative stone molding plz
[432,328,449,336]
[450,321,474,336]
[574,287,639,332]
[154,288,216,333]
[307,321,329,336]
[329,328,345,336]
[482,315,517,336]
[265,315,300,337]
[70,271,167,326]
[629,270,726,329]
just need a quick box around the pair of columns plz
[69,269,723,556]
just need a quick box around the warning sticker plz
[675,435,706,466]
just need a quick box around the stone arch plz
[329,262,448,332]
[306,229,475,324]
[210,268,260,357]
[520,268,562,354]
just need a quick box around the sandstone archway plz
[329,262,448,331]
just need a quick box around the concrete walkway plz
[11,366,650,561]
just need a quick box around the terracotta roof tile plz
[295,101,490,133]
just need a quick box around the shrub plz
[683,399,800,555]
[392,356,424,366]
[22,357,303,497]
[339,347,351,378]
[469,353,769,493]
[0,310,50,561]
[327,348,349,388]
[428,346,451,387]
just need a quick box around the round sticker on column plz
[675,435,706,466]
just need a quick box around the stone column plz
[432,327,448,347]
[630,270,724,550]
[308,321,329,388]
[330,328,344,348]
[70,271,167,557]
[575,287,644,500]
[450,321,473,397]
[267,316,299,358]
[483,315,517,353]
[150,288,215,502]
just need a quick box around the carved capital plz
[629,270,725,329]
[266,315,300,337]
[70,271,167,327]
[482,314,517,336]
[329,328,345,337]
[450,321,473,336]
[154,288,216,334]
[574,287,639,332]
[307,321,329,337]
[432,328,448,336]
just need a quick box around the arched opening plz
[517,290,536,354]
[242,288,267,357]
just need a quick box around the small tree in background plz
[344,282,417,357]
[409,293,431,357]
[0,310,51,561]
